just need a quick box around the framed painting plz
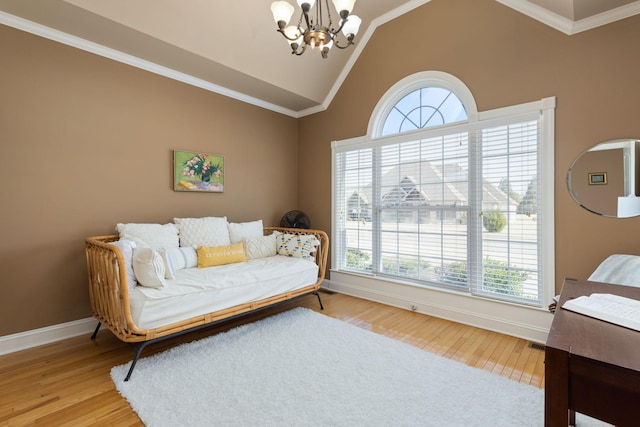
[173,150,224,192]
[588,172,607,185]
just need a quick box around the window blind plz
[333,92,553,308]
[471,120,541,304]
[334,117,541,304]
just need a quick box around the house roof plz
[350,162,517,210]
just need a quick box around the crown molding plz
[4,1,638,119]
[0,11,301,118]
[496,0,640,35]
[314,0,434,118]
[571,1,640,33]
[1,1,434,120]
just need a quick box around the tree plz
[438,258,530,296]
[517,176,537,214]
[483,211,507,232]
[499,178,522,204]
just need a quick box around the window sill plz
[326,269,553,343]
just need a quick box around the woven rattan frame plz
[85,227,328,344]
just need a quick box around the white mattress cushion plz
[130,256,318,329]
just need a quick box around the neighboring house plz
[348,162,518,224]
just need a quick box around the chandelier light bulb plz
[331,0,356,14]
[341,14,361,36]
[296,0,316,10]
[271,1,295,26]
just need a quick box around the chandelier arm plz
[316,1,322,28]
[333,35,355,49]
[330,11,350,36]
[301,3,312,29]
[277,27,304,41]
[323,0,333,31]
[293,44,307,56]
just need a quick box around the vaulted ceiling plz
[1,0,639,117]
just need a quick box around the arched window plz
[381,87,467,136]
[332,71,555,310]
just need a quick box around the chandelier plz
[270,0,362,59]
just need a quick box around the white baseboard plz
[0,317,96,356]
[322,273,553,343]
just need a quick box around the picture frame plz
[588,172,607,185]
[173,150,224,192]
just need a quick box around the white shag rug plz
[112,308,609,427]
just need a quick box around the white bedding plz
[129,255,319,329]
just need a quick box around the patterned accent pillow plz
[244,233,277,260]
[276,233,320,261]
[174,217,230,248]
[158,247,198,279]
[197,242,247,267]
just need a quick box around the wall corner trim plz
[0,11,300,118]
[0,317,96,356]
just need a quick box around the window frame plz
[332,71,555,309]
[368,71,479,137]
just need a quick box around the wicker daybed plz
[86,225,328,381]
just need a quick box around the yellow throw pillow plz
[197,242,247,268]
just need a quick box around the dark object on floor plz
[280,210,311,229]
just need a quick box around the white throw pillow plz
[116,223,179,249]
[244,233,277,260]
[174,217,230,248]
[109,239,137,292]
[276,233,320,261]
[158,247,198,279]
[228,219,263,244]
[132,247,166,288]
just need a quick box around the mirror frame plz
[567,139,640,218]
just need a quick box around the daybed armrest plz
[85,235,149,342]
[264,227,329,283]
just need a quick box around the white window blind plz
[335,147,374,273]
[473,120,541,303]
[333,95,553,307]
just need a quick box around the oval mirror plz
[567,139,640,218]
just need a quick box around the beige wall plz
[3,0,640,338]
[0,25,299,336]
[298,0,640,290]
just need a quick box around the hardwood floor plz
[0,291,545,425]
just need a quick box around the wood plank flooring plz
[0,291,545,425]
